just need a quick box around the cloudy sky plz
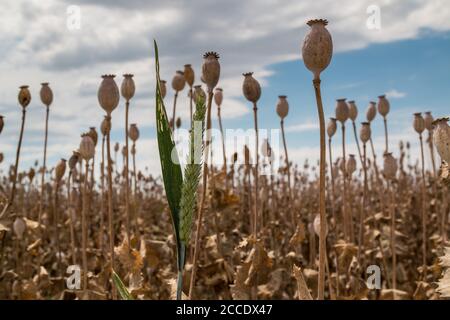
[1,0,450,177]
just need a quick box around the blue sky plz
[1,0,449,175]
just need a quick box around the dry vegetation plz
[0,20,450,301]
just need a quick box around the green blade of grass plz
[112,270,134,300]
[153,40,185,300]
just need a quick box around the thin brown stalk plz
[171,91,178,130]
[39,106,49,224]
[312,78,326,300]
[217,105,228,191]
[82,161,89,294]
[419,134,427,278]
[124,101,131,245]
[189,90,213,299]
[252,102,260,238]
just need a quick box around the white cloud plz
[386,89,407,99]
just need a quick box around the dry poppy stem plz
[105,117,116,299]
[341,123,350,241]
[132,142,139,235]
[81,160,89,294]
[217,105,228,191]
[252,101,260,238]
[53,179,62,277]
[39,105,49,224]
[189,90,213,299]
[427,131,437,177]
[351,120,363,166]
[327,137,337,233]
[312,78,326,300]
[419,133,427,278]
[281,119,294,225]
[100,135,106,253]
[124,100,131,245]
[388,180,396,298]
[383,116,389,153]
[67,172,77,265]
[171,91,178,130]
[358,143,368,264]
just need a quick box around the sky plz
[1,0,450,177]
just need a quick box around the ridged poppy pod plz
[377,95,390,117]
[184,64,195,87]
[13,217,26,239]
[360,122,371,144]
[432,117,450,163]
[193,85,206,104]
[313,214,328,237]
[0,115,4,134]
[55,158,67,182]
[160,80,167,99]
[201,52,220,91]
[101,116,110,136]
[242,72,261,103]
[172,70,185,92]
[79,134,95,161]
[176,117,181,129]
[366,102,377,122]
[88,127,98,146]
[68,151,80,171]
[98,75,119,115]
[346,154,357,175]
[302,19,333,80]
[121,74,135,101]
[424,111,434,131]
[18,85,31,108]
[214,88,223,107]
[413,113,425,134]
[348,100,358,121]
[335,99,349,123]
[40,83,53,107]
[327,117,337,138]
[383,152,397,180]
[129,123,139,142]
[276,95,289,120]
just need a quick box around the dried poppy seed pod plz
[184,64,195,87]
[28,168,35,181]
[193,85,206,104]
[79,134,95,161]
[129,123,139,142]
[302,19,333,80]
[348,100,358,121]
[172,70,185,92]
[244,145,251,166]
[55,158,67,182]
[0,115,4,134]
[98,75,120,115]
[101,116,111,136]
[346,154,357,175]
[121,74,135,101]
[335,99,349,123]
[13,217,26,239]
[313,214,328,237]
[424,111,433,131]
[327,117,337,138]
[413,113,425,134]
[276,95,289,120]
[160,80,167,99]
[377,95,390,117]
[40,82,53,107]
[383,152,397,180]
[18,85,31,108]
[214,88,223,107]
[88,127,98,146]
[69,151,80,171]
[433,117,450,163]
[366,101,377,122]
[176,117,182,129]
[201,52,220,91]
[360,122,371,144]
[242,72,261,103]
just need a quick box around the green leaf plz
[112,270,134,300]
[154,40,186,300]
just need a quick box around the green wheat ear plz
[180,95,206,244]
